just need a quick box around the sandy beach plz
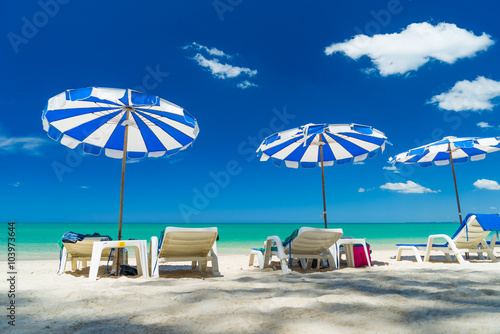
[3,250,500,334]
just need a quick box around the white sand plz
[3,250,500,334]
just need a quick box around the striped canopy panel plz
[390,136,500,167]
[256,123,389,168]
[42,87,199,159]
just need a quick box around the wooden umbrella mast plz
[319,134,328,228]
[115,105,132,275]
[448,143,462,224]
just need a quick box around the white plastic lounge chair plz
[58,236,127,274]
[150,227,220,278]
[396,214,498,264]
[251,227,343,274]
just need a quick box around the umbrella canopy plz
[257,123,390,227]
[389,136,500,222]
[42,87,199,240]
[42,87,199,159]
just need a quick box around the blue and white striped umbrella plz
[257,123,389,168]
[42,87,199,242]
[42,87,199,159]
[389,136,500,223]
[257,123,389,227]
[389,136,500,167]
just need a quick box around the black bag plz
[119,265,138,276]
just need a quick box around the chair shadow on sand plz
[392,254,494,264]
[262,257,389,273]
[155,263,223,279]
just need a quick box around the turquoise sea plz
[2,222,466,260]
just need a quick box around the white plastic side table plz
[336,238,372,268]
[88,240,149,280]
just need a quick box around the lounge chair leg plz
[249,253,255,266]
[211,248,221,276]
[201,261,208,272]
[396,247,403,261]
[249,250,265,269]
[58,247,68,275]
[280,258,291,274]
[263,240,272,269]
[150,236,159,278]
[328,245,338,269]
[327,249,336,270]
[411,247,422,263]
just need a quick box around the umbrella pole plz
[116,107,131,275]
[448,143,462,224]
[320,134,327,228]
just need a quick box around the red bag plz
[353,245,372,267]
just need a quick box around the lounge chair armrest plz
[266,235,283,244]
[263,236,286,268]
[427,234,454,246]
[425,234,467,264]
[266,235,286,258]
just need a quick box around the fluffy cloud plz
[0,135,48,155]
[183,42,230,58]
[429,76,500,112]
[473,179,500,190]
[383,166,399,173]
[380,180,439,194]
[185,42,258,89]
[193,54,257,79]
[325,22,494,76]
[477,122,494,128]
[237,80,258,89]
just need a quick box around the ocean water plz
[2,222,464,260]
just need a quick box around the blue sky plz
[1,0,500,224]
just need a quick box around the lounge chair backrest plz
[63,237,112,258]
[452,215,490,249]
[286,227,343,255]
[159,227,218,258]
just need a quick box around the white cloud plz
[353,161,365,165]
[183,42,230,58]
[192,54,257,80]
[473,179,500,190]
[380,180,439,194]
[325,22,494,76]
[477,122,493,128]
[428,76,500,112]
[0,135,48,155]
[383,166,400,173]
[491,207,498,210]
[237,80,258,89]
[358,188,365,193]
[185,43,258,88]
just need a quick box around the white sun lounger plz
[250,227,343,274]
[397,214,498,264]
[58,236,127,274]
[150,227,220,278]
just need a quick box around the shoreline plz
[3,250,500,333]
